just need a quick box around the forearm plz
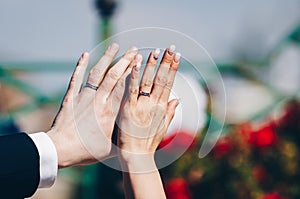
[123,170,166,199]
[120,155,166,199]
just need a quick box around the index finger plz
[86,43,119,87]
[97,46,138,100]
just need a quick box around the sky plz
[0,0,299,62]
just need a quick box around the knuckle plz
[166,80,173,88]
[131,72,139,80]
[90,67,102,76]
[162,56,173,64]
[156,76,168,85]
[107,70,119,80]
[141,79,153,87]
[88,73,96,81]
[129,87,139,95]
[87,76,97,85]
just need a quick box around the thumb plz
[164,99,180,129]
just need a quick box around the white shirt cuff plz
[28,132,58,188]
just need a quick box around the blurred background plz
[0,0,300,198]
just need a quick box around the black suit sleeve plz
[0,133,40,198]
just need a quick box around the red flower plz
[247,124,277,148]
[213,136,232,158]
[165,178,192,199]
[261,192,288,199]
[159,131,196,152]
[252,165,267,182]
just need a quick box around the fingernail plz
[175,99,180,107]
[154,48,160,60]
[129,46,138,54]
[169,44,176,55]
[110,43,119,52]
[135,62,141,70]
[174,52,181,63]
[136,54,143,62]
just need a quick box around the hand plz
[118,45,180,171]
[118,45,181,199]
[48,43,138,168]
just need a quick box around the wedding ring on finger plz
[139,90,150,97]
[85,82,99,91]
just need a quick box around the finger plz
[97,46,138,100]
[164,99,180,132]
[73,52,90,94]
[114,51,141,98]
[63,52,89,104]
[151,45,175,102]
[109,65,133,117]
[85,43,119,89]
[128,55,143,105]
[159,52,180,103]
[139,48,160,94]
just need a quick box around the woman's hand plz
[118,45,181,170]
[48,43,138,168]
[118,45,181,199]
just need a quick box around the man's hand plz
[48,43,138,168]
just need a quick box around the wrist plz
[119,151,157,173]
[47,128,102,168]
[47,129,73,168]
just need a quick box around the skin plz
[47,43,138,168]
[118,47,180,199]
[41,43,179,198]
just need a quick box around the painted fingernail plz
[154,48,160,60]
[169,44,176,55]
[174,52,181,63]
[135,62,141,70]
